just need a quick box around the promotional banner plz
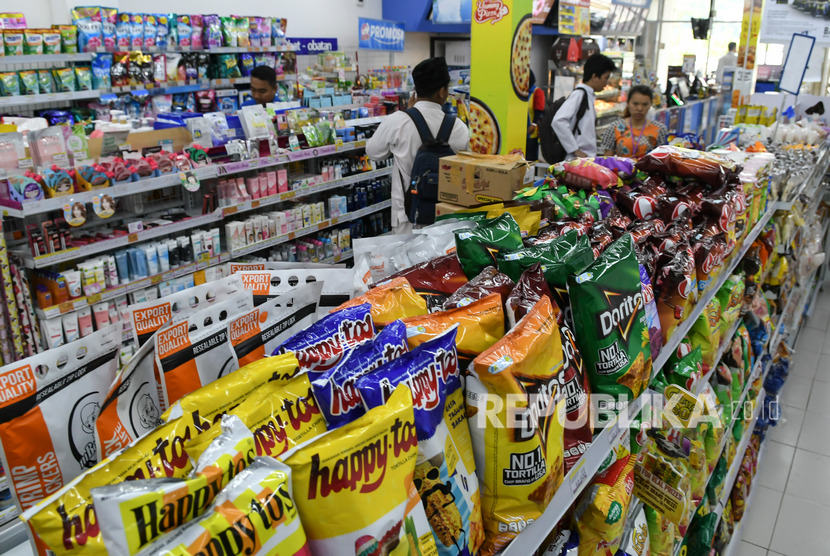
[760,0,830,45]
[286,38,338,55]
[358,18,405,51]
[737,0,761,69]
[470,0,533,156]
[558,0,590,35]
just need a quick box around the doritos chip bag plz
[275,303,375,372]
[135,457,309,556]
[402,292,505,368]
[333,277,428,327]
[387,254,469,310]
[469,296,567,555]
[284,385,438,556]
[356,328,484,556]
[455,213,523,278]
[310,320,409,429]
[92,415,257,554]
[567,234,652,407]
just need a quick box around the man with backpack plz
[546,54,617,162]
[366,57,469,233]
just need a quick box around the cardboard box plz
[438,153,533,207]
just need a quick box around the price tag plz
[317,221,328,231]
[151,274,162,285]
[87,292,102,304]
[225,206,238,215]
[199,252,210,264]
[282,191,295,200]
[128,233,139,243]
[252,200,260,209]
[288,232,296,240]
[248,159,259,169]
[569,460,589,495]
[59,301,74,314]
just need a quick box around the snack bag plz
[402,293,505,368]
[716,276,745,330]
[505,263,553,328]
[155,295,254,406]
[274,303,375,372]
[0,326,120,512]
[616,504,650,556]
[95,338,163,460]
[333,277,428,327]
[128,275,246,346]
[228,282,323,367]
[644,505,675,556]
[284,385,438,556]
[567,234,652,406]
[469,297,567,555]
[91,415,256,554]
[561,158,621,190]
[136,457,309,556]
[654,243,697,344]
[443,266,515,310]
[689,297,722,370]
[635,146,735,187]
[573,455,636,556]
[356,328,484,556]
[310,320,408,429]
[455,213,524,278]
[386,254,469,310]
[640,265,663,357]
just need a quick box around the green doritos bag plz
[567,234,652,409]
[454,213,523,278]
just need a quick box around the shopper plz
[245,65,279,106]
[366,57,469,234]
[716,42,738,84]
[600,85,667,158]
[526,71,546,161]
[551,53,617,159]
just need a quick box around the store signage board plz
[732,68,754,108]
[358,18,405,51]
[778,33,815,95]
[760,0,830,45]
[285,38,338,55]
[558,0,590,35]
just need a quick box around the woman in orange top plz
[600,85,667,158]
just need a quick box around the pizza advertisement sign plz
[470,0,533,156]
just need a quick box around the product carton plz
[438,152,533,207]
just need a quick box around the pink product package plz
[265,173,276,196]
[0,14,27,29]
[190,14,203,50]
[277,169,288,193]
[247,177,260,200]
[258,175,268,199]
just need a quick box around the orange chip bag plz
[468,297,567,555]
[333,276,428,327]
[401,292,505,368]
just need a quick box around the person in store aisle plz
[551,53,617,159]
[716,42,738,84]
[366,57,469,234]
[243,65,279,106]
[526,71,546,161]
[599,85,667,158]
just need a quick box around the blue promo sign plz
[358,18,405,51]
[286,37,339,55]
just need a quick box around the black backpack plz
[539,88,590,164]
[403,108,456,225]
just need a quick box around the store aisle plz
[736,289,830,556]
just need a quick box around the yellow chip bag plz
[486,205,541,238]
[91,415,256,555]
[402,292,505,368]
[332,276,429,327]
[468,296,566,555]
[284,385,438,556]
[23,354,300,556]
[136,457,309,556]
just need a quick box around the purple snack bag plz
[594,156,635,178]
[640,263,663,357]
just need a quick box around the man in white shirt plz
[366,57,469,234]
[716,42,738,84]
[551,54,617,159]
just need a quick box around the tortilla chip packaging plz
[616,504,650,556]
[402,293,505,369]
[387,254,469,309]
[443,266,515,310]
[284,385,438,556]
[568,234,652,407]
[469,296,566,555]
[135,457,309,556]
[486,205,542,238]
[644,505,676,556]
[310,320,409,430]
[91,415,257,554]
[573,454,636,556]
[334,277,428,327]
[455,213,523,278]
[274,303,375,373]
[356,328,484,556]
[505,263,553,329]
[654,242,697,344]
[689,297,722,370]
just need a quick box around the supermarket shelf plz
[21,211,224,269]
[207,45,296,53]
[0,53,93,66]
[215,140,369,175]
[230,200,391,258]
[693,317,744,395]
[344,115,387,126]
[722,440,768,556]
[502,394,648,555]
[773,147,830,211]
[35,253,230,319]
[0,476,5,491]
[0,518,25,553]
[222,167,392,218]
[320,250,354,265]
[653,208,775,376]
[0,89,106,108]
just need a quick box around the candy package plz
[469,297,566,555]
[356,328,485,556]
[284,385,438,556]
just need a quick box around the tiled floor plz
[736,290,830,556]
